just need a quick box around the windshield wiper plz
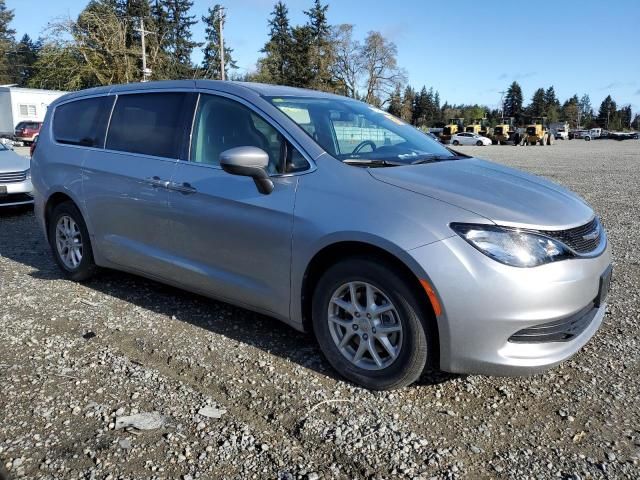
[411,154,466,165]
[342,158,406,167]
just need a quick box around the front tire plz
[452,140,459,146]
[476,140,483,146]
[312,258,434,390]
[48,201,97,281]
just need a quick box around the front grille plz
[509,302,597,343]
[526,127,536,136]
[541,217,601,254]
[0,170,28,183]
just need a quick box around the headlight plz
[25,168,31,179]
[451,223,573,267]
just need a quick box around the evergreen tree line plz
[0,0,637,130]
[502,81,637,131]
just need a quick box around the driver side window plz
[191,94,308,174]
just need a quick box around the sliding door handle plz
[146,176,170,188]
[167,181,197,194]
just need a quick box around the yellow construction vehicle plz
[464,119,483,134]
[525,117,554,146]
[493,117,516,144]
[478,118,492,139]
[440,118,465,143]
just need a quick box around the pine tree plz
[159,0,199,78]
[201,4,237,79]
[387,85,402,117]
[288,25,314,87]
[562,94,580,128]
[598,95,617,129]
[303,0,333,91]
[503,81,523,124]
[400,85,415,123]
[0,0,16,84]
[13,34,39,86]
[528,88,546,117]
[543,86,559,121]
[578,94,592,126]
[259,2,293,84]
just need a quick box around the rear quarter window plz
[105,92,196,159]
[53,96,114,147]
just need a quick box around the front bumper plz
[409,234,612,376]
[0,179,34,206]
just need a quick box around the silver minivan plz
[32,81,612,390]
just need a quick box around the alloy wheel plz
[327,281,403,370]
[55,215,83,270]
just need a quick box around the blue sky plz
[7,0,640,112]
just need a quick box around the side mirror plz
[220,146,274,195]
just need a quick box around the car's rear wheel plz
[48,201,97,281]
[312,258,433,390]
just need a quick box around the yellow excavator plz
[524,117,553,146]
[493,117,516,144]
[440,118,465,143]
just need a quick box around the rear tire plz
[312,257,435,390]
[48,201,98,282]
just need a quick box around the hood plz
[368,158,594,230]
[0,149,30,174]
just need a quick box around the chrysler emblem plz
[582,229,600,241]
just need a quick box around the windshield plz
[267,96,456,165]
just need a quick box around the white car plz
[0,141,33,207]
[451,132,492,146]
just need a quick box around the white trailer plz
[0,86,66,137]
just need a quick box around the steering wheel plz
[352,140,377,155]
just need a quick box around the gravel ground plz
[1,140,639,479]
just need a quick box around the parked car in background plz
[550,122,569,140]
[0,141,33,207]
[32,81,611,390]
[14,121,42,145]
[569,130,587,140]
[451,132,492,146]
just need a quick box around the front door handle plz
[167,181,197,194]
[146,176,170,188]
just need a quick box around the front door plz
[165,93,304,319]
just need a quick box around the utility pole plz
[136,18,154,82]
[219,7,226,81]
[498,90,506,118]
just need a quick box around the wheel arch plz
[300,240,440,366]
[43,190,87,242]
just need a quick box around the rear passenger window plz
[106,92,196,159]
[54,96,114,147]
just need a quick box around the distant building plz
[0,86,66,137]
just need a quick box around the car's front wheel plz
[452,140,459,146]
[312,258,434,390]
[48,201,97,281]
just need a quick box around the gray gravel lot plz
[1,140,639,479]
